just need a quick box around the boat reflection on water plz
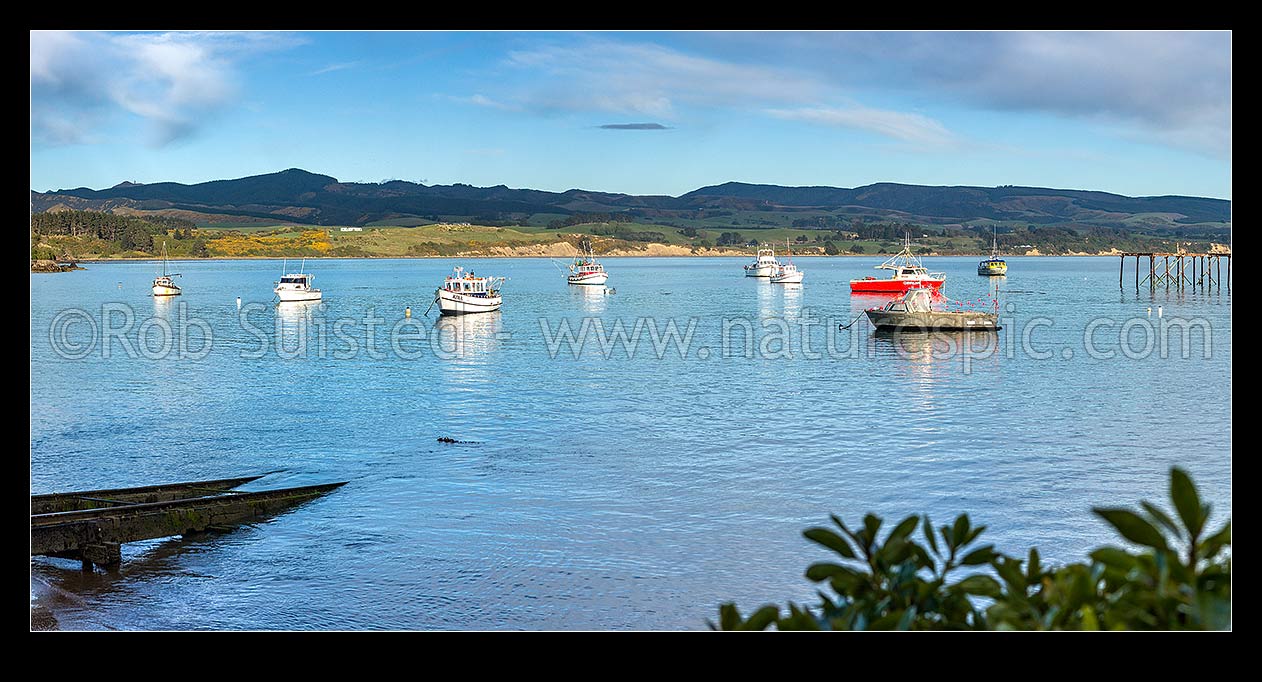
[275,299,320,326]
[570,283,608,315]
[151,291,177,316]
[779,282,802,317]
[432,312,502,432]
[988,275,1007,298]
[432,310,502,363]
[274,300,321,354]
[756,277,775,319]
[871,327,1002,389]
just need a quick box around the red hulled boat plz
[849,237,946,294]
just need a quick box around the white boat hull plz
[770,271,804,284]
[152,284,181,296]
[568,271,609,285]
[436,288,502,315]
[744,264,777,277]
[276,288,322,302]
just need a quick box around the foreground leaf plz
[1170,467,1206,539]
[1093,508,1169,551]
[804,528,858,559]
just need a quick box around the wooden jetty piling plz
[1120,250,1230,292]
[31,478,346,570]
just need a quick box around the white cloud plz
[463,38,959,146]
[30,30,303,146]
[465,93,521,111]
[498,40,824,118]
[767,105,956,147]
[738,30,1231,157]
[311,61,362,75]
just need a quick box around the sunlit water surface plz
[30,256,1231,629]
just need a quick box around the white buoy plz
[1158,306,1163,318]
[236,296,242,309]
[405,306,412,319]
[1146,307,1152,317]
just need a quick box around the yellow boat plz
[977,228,1007,276]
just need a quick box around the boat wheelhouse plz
[849,237,945,294]
[743,247,780,277]
[435,266,505,316]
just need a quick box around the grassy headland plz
[32,211,1230,263]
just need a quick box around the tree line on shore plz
[31,211,198,255]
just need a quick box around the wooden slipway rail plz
[31,478,346,569]
[31,476,265,515]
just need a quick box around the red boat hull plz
[849,278,945,294]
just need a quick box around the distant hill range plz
[30,168,1231,231]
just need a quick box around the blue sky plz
[30,31,1231,199]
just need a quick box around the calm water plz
[30,256,1232,630]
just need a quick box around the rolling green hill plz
[31,169,1230,238]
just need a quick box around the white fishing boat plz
[434,266,505,315]
[567,244,609,285]
[152,242,181,297]
[743,246,780,277]
[274,259,322,302]
[769,240,804,283]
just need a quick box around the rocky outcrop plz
[31,259,83,272]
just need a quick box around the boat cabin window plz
[281,276,307,284]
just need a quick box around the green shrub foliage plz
[715,467,1229,630]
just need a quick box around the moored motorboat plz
[849,236,945,294]
[743,246,780,277]
[863,286,1000,331]
[770,240,804,283]
[274,259,322,302]
[435,266,505,315]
